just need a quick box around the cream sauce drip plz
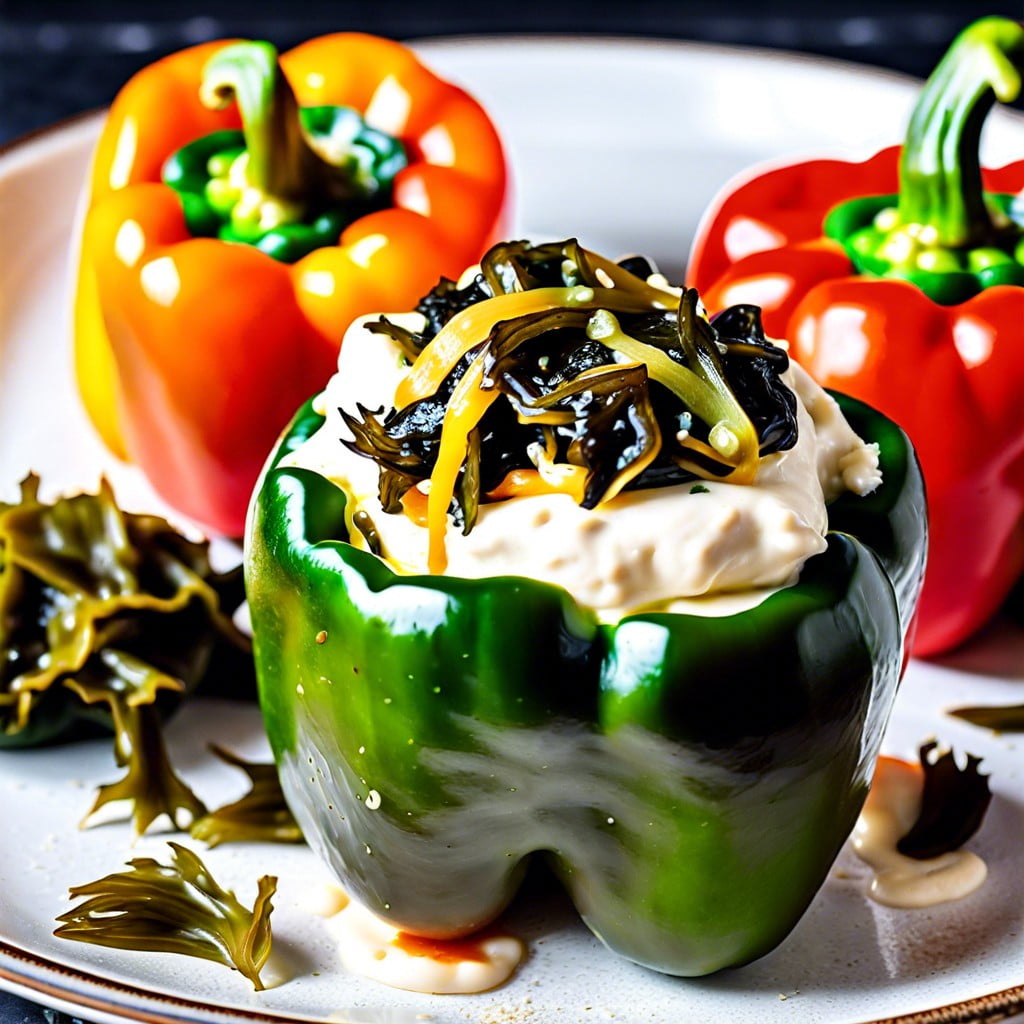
[312,885,524,994]
[853,756,987,909]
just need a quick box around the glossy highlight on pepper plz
[74,34,508,537]
[689,16,1024,655]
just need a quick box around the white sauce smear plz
[853,756,987,908]
[287,308,881,618]
[312,885,524,994]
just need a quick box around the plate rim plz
[0,30,948,159]
[0,934,324,1024]
[2,35,1024,1024]
[0,108,102,163]
[3,887,1023,1024]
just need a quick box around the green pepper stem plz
[898,16,1024,248]
[199,41,335,212]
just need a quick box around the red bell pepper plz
[688,16,1024,656]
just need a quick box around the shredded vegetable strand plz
[520,362,638,409]
[396,287,665,408]
[575,246,679,307]
[427,354,501,573]
[397,289,573,407]
[587,308,759,483]
[599,400,663,503]
[677,291,757,458]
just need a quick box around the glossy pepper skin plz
[75,34,507,537]
[244,394,926,977]
[688,17,1024,656]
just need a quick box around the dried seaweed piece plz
[0,475,253,834]
[519,361,660,507]
[0,474,251,746]
[66,659,207,836]
[479,237,579,295]
[191,745,303,847]
[711,304,798,456]
[948,703,1024,732]
[55,841,276,990]
[414,273,493,341]
[897,741,992,860]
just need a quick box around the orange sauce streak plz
[392,926,504,964]
[400,486,430,526]
[485,466,587,502]
[404,466,587,530]
[426,357,499,573]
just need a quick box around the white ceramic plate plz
[1,35,1023,1024]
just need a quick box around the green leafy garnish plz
[897,741,992,860]
[949,703,1024,732]
[55,842,276,991]
[190,745,303,847]
[69,666,207,836]
[0,474,253,834]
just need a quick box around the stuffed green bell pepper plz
[244,239,926,976]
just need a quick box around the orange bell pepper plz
[75,34,508,537]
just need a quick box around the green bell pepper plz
[245,382,926,976]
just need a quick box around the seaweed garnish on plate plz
[897,741,993,860]
[0,474,253,834]
[190,745,303,847]
[55,841,276,990]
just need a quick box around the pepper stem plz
[898,16,1024,248]
[199,41,339,236]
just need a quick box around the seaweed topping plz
[342,239,798,572]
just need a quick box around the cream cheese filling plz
[284,312,880,619]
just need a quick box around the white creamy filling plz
[285,312,881,619]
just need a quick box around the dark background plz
[0,2,1021,1023]
[2,1,1023,143]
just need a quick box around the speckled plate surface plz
[1,35,1023,1024]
